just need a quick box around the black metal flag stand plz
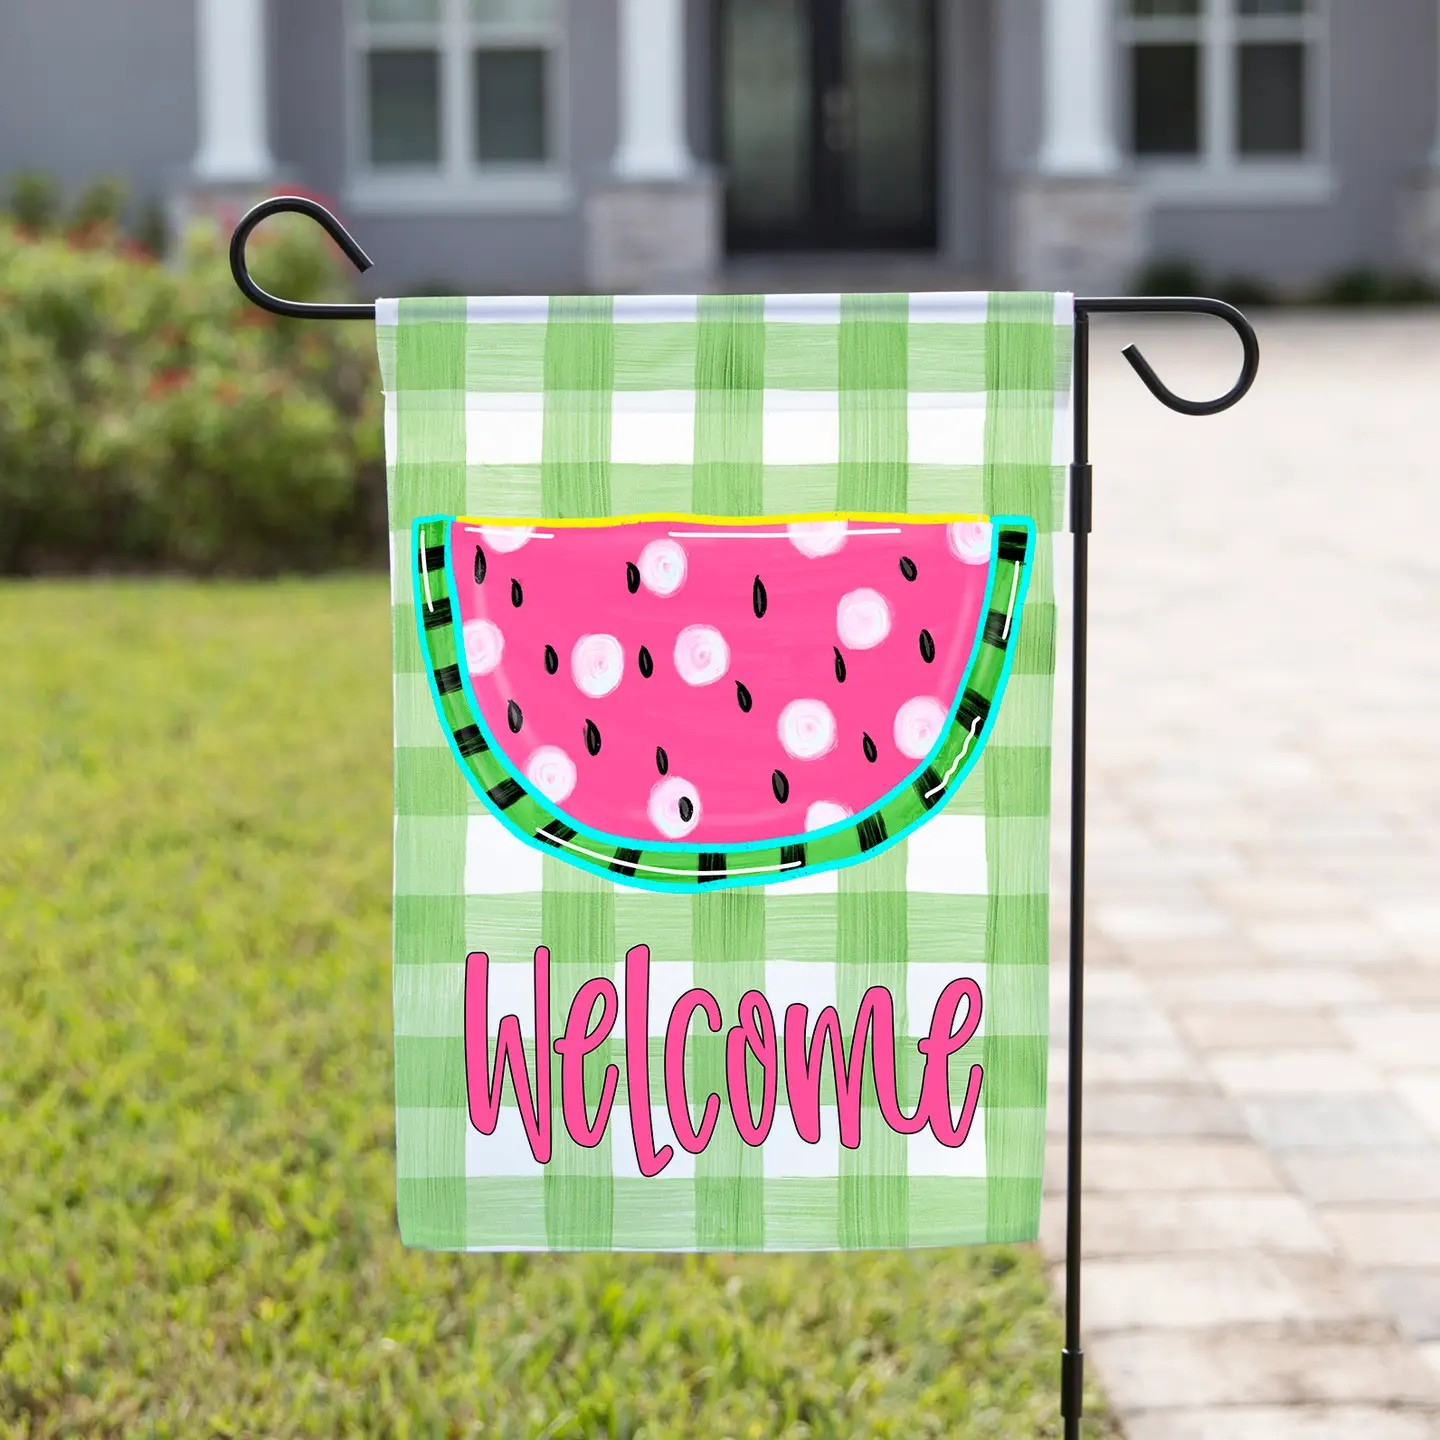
[231,196,1260,1440]
[1060,299,1258,1435]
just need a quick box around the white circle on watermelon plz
[805,799,852,832]
[571,633,624,698]
[673,624,730,686]
[778,698,838,761]
[525,746,576,804]
[787,520,848,558]
[894,695,947,760]
[649,776,701,839]
[462,618,505,676]
[947,521,992,565]
[836,587,893,651]
[638,538,687,597]
[478,525,533,553]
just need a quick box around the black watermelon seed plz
[771,769,790,804]
[834,646,847,683]
[736,681,753,713]
[677,796,695,823]
[656,745,669,776]
[752,574,768,619]
[473,546,487,585]
[510,577,523,608]
[919,628,936,664]
[899,555,918,582]
[638,645,654,678]
[626,561,641,594]
[507,699,523,734]
[543,644,558,675]
[862,732,878,763]
[584,719,602,756]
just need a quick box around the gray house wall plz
[272,0,620,295]
[1147,0,1438,281]
[1,0,1436,291]
[939,0,994,272]
[989,0,1438,287]
[991,0,1046,281]
[0,0,197,212]
[685,2,718,164]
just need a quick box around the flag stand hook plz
[230,196,1261,1440]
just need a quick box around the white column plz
[1037,0,1121,176]
[612,0,694,181]
[192,0,275,182]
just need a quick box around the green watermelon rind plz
[412,515,1035,892]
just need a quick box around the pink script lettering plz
[463,944,984,1175]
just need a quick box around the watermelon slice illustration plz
[413,512,1034,891]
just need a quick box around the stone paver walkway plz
[1041,314,1440,1438]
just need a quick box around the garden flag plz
[379,292,1071,1251]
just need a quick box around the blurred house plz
[4,0,1440,295]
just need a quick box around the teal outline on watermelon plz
[413,514,1035,892]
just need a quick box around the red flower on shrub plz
[211,203,242,236]
[66,221,111,251]
[117,239,157,266]
[147,367,191,399]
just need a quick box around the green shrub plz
[7,171,61,231]
[1214,274,1279,308]
[0,206,384,574]
[1132,256,1208,297]
[69,174,130,231]
[134,197,169,258]
[1379,271,1440,305]
[1309,266,1440,306]
[1314,266,1389,306]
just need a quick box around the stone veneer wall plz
[584,175,722,294]
[1011,175,1147,295]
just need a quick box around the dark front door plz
[720,0,937,251]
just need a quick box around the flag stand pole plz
[227,197,1261,1438]
[1062,301,1094,1438]
[1061,298,1258,1437]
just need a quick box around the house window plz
[1122,0,1323,167]
[350,0,566,206]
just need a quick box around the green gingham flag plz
[379,292,1071,1252]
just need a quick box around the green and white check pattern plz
[380,292,1072,1252]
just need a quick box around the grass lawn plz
[0,580,1113,1439]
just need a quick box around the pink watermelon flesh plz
[450,517,993,846]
